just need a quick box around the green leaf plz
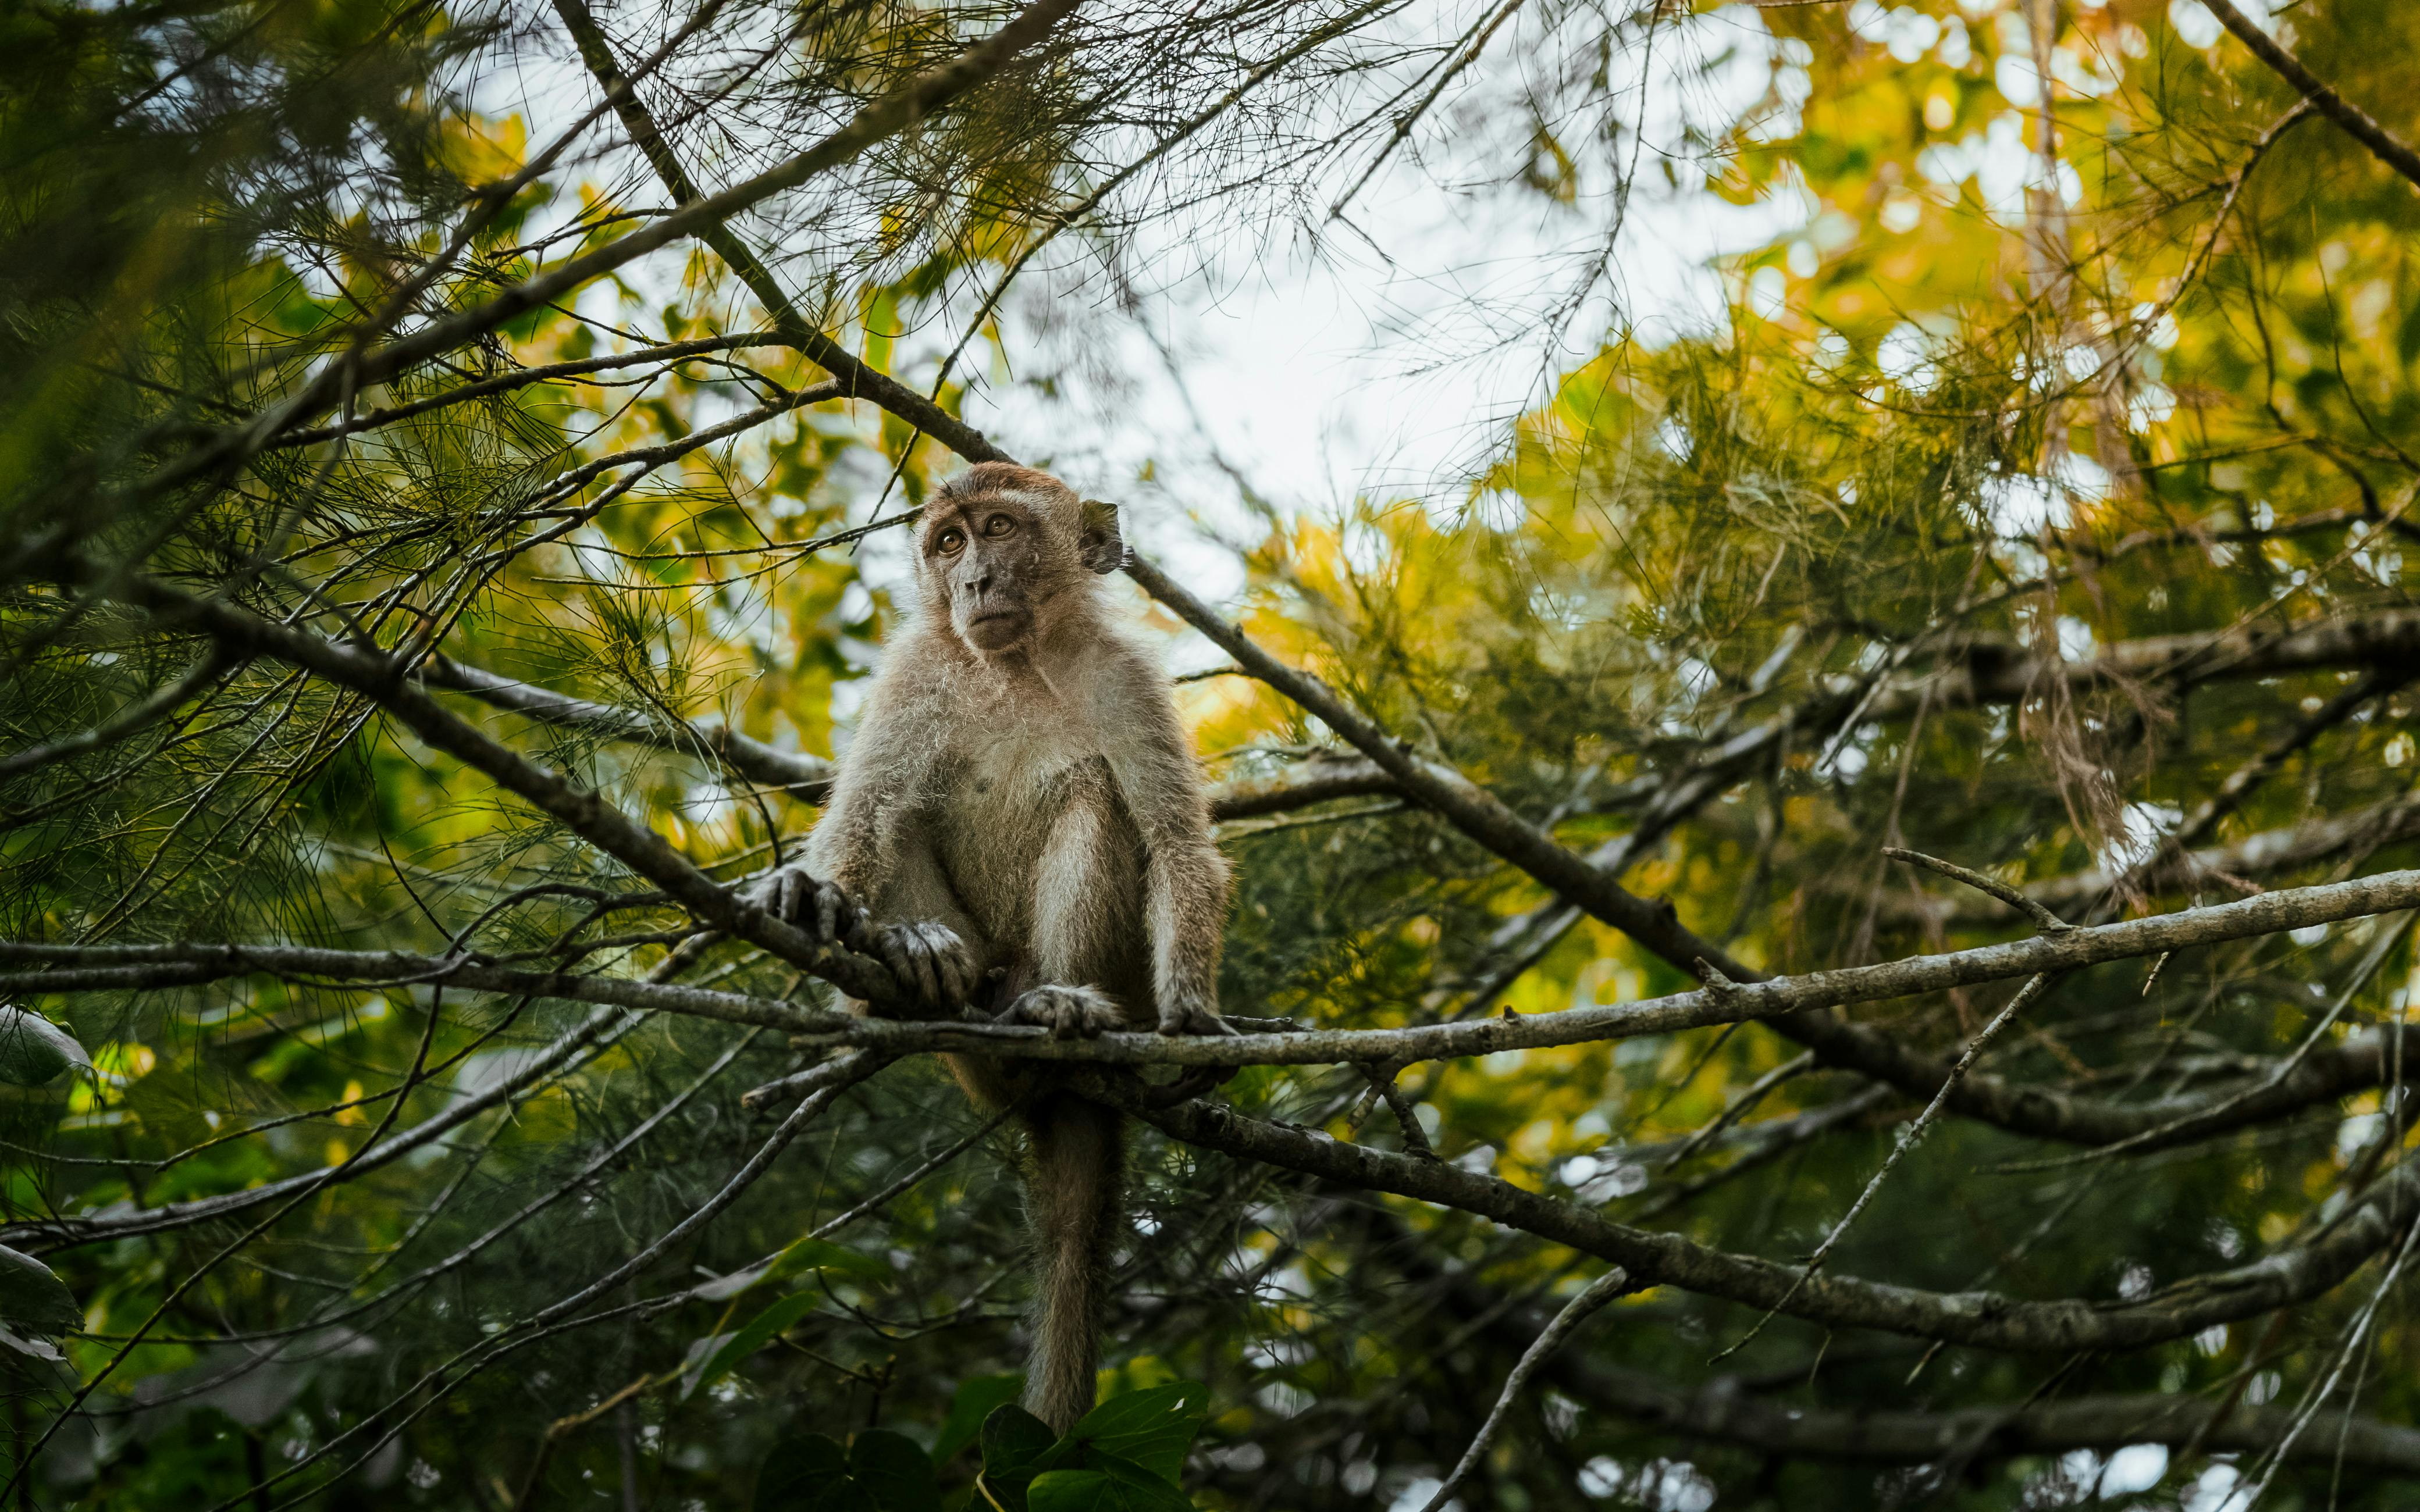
[0,1009,88,1087]
[0,1245,77,1336]
[756,1434,862,1512]
[979,1404,1057,1480]
[695,1236,890,1300]
[1023,1472,1114,1512]
[687,1290,820,1398]
[1062,1383,1208,1481]
[850,1429,941,1512]
[1026,1455,1191,1512]
[767,1236,890,1286]
[934,1376,1023,1464]
[974,1404,1059,1512]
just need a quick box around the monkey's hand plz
[751,867,863,951]
[1002,985,1126,1041]
[1156,994,1239,1038]
[865,922,981,1019]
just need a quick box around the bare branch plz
[422,659,1401,821]
[1884,847,2072,933]
[420,655,835,798]
[1419,1266,1632,1512]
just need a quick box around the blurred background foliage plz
[2,0,2419,1507]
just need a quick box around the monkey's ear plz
[1076,498,1126,575]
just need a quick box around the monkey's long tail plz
[1020,1093,1124,1433]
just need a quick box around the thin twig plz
[1417,1267,1633,1512]
[1884,847,2073,933]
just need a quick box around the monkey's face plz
[919,466,1124,656]
[926,496,1057,652]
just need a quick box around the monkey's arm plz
[1098,659,1232,1035]
[761,663,983,1014]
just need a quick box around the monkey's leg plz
[1000,782,1130,1039]
[1019,1092,1124,1432]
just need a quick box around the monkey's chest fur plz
[934,712,1153,1015]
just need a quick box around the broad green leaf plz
[850,1429,942,1512]
[0,1245,77,1335]
[1062,1383,1208,1481]
[1026,1455,1190,1512]
[974,1404,1059,1512]
[0,1009,88,1087]
[934,1375,1023,1463]
[756,1435,863,1512]
[979,1403,1057,1479]
[1023,1471,1114,1512]
[687,1291,820,1398]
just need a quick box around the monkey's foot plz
[1002,985,1126,1040]
[868,921,980,1017]
[1156,997,1241,1037]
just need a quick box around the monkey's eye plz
[935,527,966,555]
[982,513,1016,538]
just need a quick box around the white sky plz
[864,3,1804,614]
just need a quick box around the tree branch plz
[1108,1085,2420,1353]
[419,655,835,798]
[17,869,2411,1107]
[116,0,1075,514]
[2201,0,2420,191]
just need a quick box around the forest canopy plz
[3,0,2420,1508]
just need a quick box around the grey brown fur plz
[756,463,1231,1431]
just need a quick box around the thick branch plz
[1206,753,1398,821]
[1546,1338,2420,1474]
[1122,553,1747,980]
[0,942,841,1034]
[1393,1225,2420,1475]
[1863,611,2420,717]
[1898,792,2420,928]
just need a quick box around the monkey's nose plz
[964,571,994,597]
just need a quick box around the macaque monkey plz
[754,462,1231,1431]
